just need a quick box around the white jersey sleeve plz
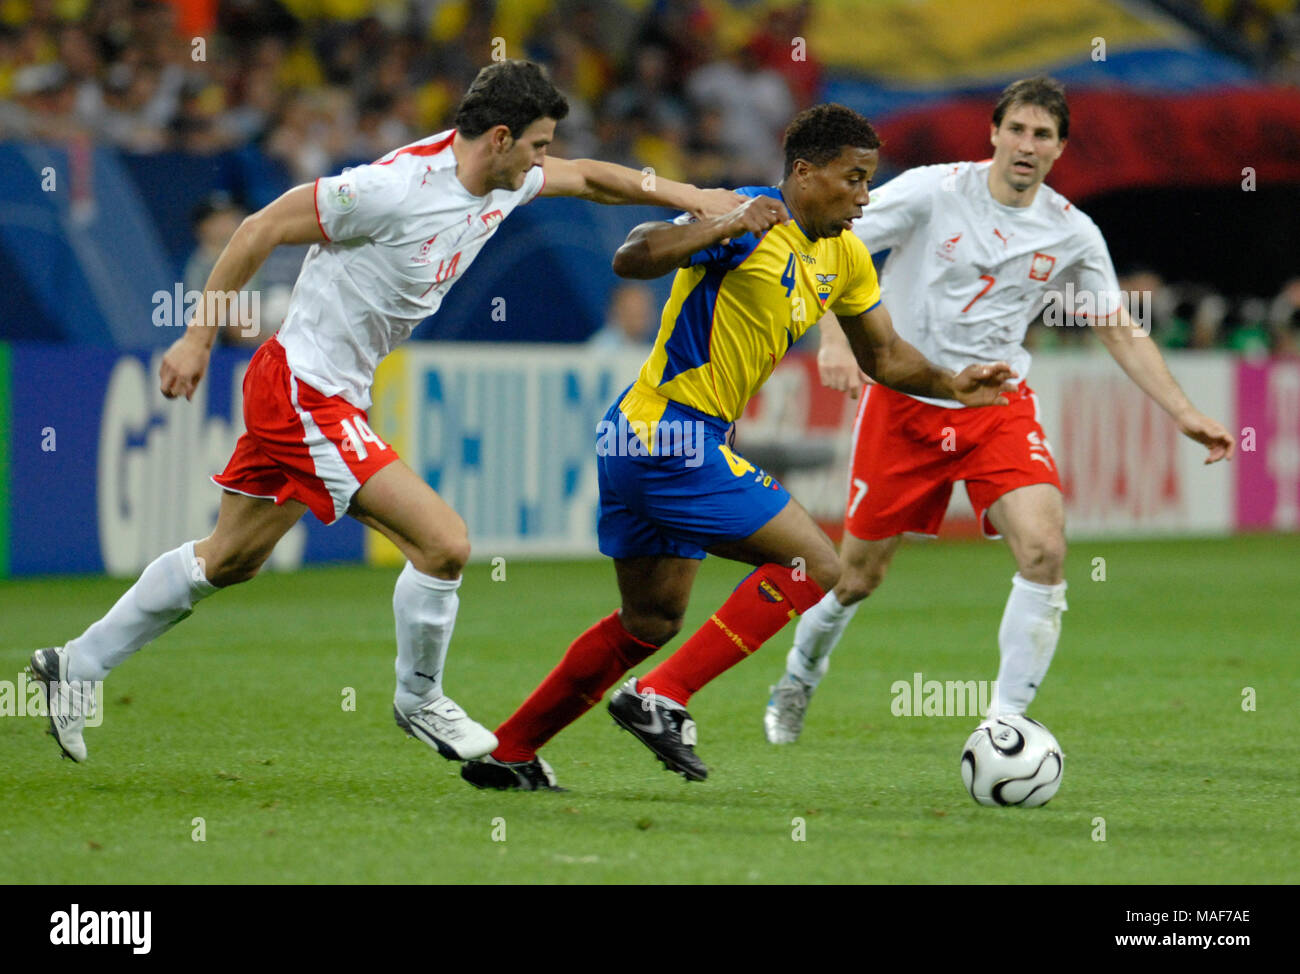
[315,164,410,243]
[852,164,950,253]
[519,164,546,205]
[1052,219,1123,320]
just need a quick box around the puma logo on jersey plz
[937,233,962,262]
[993,228,1013,248]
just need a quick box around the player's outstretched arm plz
[611,195,789,280]
[160,184,326,401]
[837,304,1017,407]
[540,156,740,218]
[1093,306,1235,463]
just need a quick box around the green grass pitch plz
[2,535,1297,884]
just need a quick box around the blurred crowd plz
[2,0,1297,356]
[0,0,821,186]
[1025,273,1300,358]
[1180,0,1300,82]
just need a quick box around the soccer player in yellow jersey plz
[463,105,1017,789]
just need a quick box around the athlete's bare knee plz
[619,606,683,647]
[201,547,269,587]
[410,519,470,578]
[835,562,886,604]
[1017,534,1066,584]
[802,551,841,595]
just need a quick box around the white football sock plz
[65,541,217,682]
[990,573,1067,716]
[785,590,859,688]
[393,562,461,713]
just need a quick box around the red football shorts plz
[213,337,398,524]
[844,382,1061,540]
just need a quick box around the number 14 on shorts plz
[339,415,388,459]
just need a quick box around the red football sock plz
[493,611,659,762]
[638,565,824,706]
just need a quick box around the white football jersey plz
[853,160,1121,407]
[276,129,545,410]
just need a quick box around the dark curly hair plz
[782,104,881,179]
[454,60,570,139]
[992,76,1069,140]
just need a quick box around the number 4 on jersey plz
[781,253,797,297]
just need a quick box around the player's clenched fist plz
[690,187,748,222]
[817,338,873,399]
[159,333,211,401]
[950,362,1019,407]
[718,196,789,240]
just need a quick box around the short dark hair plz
[782,104,881,179]
[453,60,570,139]
[992,76,1069,140]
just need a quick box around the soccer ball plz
[960,715,1064,807]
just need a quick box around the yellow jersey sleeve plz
[828,231,882,318]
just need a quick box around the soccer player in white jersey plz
[763,77,1235,743]
[28,60,739,764]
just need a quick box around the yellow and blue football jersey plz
[619,185,882,430]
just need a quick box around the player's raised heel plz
[461,754,567,791]
[764,672,814,744]
[394,696,497,761]
[28,647,93,763]
[608,678,708,781]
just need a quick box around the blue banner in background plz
[364,343,646,565]
[0,143,177,348]
[5,342,363,577]
[409,195,676,345]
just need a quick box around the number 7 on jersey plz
[961,274,996,313]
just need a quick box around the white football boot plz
[763,672,814,744]
[394,695,497,761]
[28,647,96,762]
